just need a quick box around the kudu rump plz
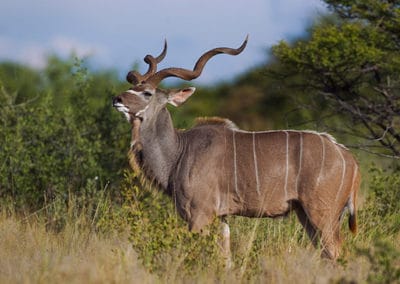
[113,37,360,260]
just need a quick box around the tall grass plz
[1,168,399,283]
[0,211,153,283]
[0,206,373,283]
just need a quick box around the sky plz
[0,0,327,85]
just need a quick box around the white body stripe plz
[316,134,326,186]
[252,132,260,195]
[334,145,346,202]
[295,132,303,192]
[284,131,289,200]
[232,131,239,197]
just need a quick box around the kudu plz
[112,37,360,261]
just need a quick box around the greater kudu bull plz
[112,37,360,261]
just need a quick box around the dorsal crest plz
[194,117,238,129]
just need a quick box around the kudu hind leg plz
[293,203,319,247]
[306,208,342,260]
[320,225,341,260]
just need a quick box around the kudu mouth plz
[112,97,132,121]
[112,98,129,113]
[112,97,146,122]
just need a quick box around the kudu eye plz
[142,91,152,97]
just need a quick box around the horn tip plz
[243,34,249,46]
[237,34,249,52]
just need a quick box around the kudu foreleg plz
[219,220,232,269]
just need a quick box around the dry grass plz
[259,248,370,283]
[0,211,380,284]
[1,176,398,284]
[0,213,156,284]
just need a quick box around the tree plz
[271,0,400,158]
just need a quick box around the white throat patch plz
[114,102,130,121]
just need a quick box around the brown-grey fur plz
[112,38,360,260]
[113,87,360,260]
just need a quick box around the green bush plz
[369,167,400,219]
[360,166,400,237]
[114,171,222,276]
[1,92,96,208]
[0,58,129,211]
[358,240,400,284]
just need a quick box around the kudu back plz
[112,37,360,260]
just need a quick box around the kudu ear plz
[167,87,196,107]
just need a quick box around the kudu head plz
[112,36,248,123]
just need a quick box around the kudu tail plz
[348,168,360,235]
[341,196,357,234]
[348,207,357,234]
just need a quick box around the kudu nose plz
[112,96,122,106]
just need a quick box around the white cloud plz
[50,36,103,59]
[0,35,109,69]
[18,44,48,69]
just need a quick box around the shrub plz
[0,88,101,209]
[114,171,222,277]
[360,166,400,237]
[357,240,400,284]
[0,58,128,211]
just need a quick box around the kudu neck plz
[135,107,181,190]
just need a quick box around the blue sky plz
[0,0,326,84]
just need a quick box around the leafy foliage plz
[360,166,400,237]
[111,171,222,275]
[0,57,129,210]
[271,1,400,157]
[357,240,400,284]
